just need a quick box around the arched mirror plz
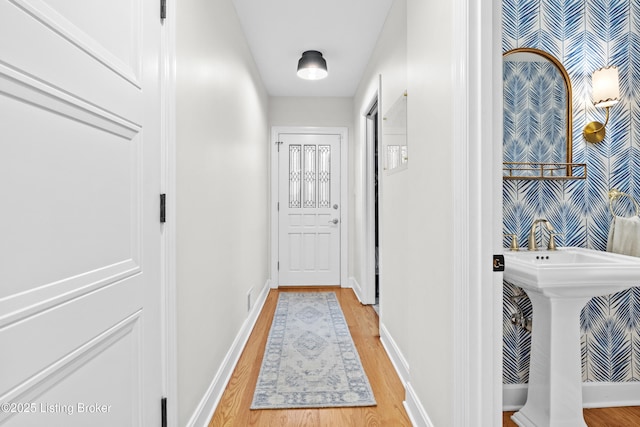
[503,48,585,179]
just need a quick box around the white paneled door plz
[277,132,341,285]
[0,1,162,426]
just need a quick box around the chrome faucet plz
[527,219,558,251]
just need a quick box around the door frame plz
[359,81,382,305]
[453,0,504,424]
[160,2,177,426]
[270,126,349,288]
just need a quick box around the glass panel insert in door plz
[318,145,331,208]
[289,145,301,208]
[303,145,317,208]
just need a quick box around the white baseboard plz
[185,279,271,427]
[379,322,409,385]
[379,323,435,427]
[502,384,528,411]
[404,382,435,427]
[349,276,365,304]
[503,381,640,411]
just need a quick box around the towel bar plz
[608,189,640,217]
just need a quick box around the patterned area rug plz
[250,292,376,409]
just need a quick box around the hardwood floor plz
[209,287,411,427]
[504,407,640,426]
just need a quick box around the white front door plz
[277,132,341,286]
[0,1,162,426]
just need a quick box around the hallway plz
[0,0,495,424]
[209,287,411,426]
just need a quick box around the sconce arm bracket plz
[583,106,610,143]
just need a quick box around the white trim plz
[503,382,640,411]
[583,382,640,408]
[490,0,506,424]
[452,0,504,422]
[349,277,366,304]
[404,382,435,427]
[380,323,436,427]
[457,0,505,424]
[339,127,349,288]
[360,84,380,305]
[451,0,471,422]
[269,126,349,288]
[379,322,409,386]
[502,384,528,411]
[160,1,177,425]
[185,280,271,427]
[269,128,279,286]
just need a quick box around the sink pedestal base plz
[512,292,590,427]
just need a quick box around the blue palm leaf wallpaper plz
[503,0,640,385]
[503,0,541,51]
[544,0,584,44]
[504,61,568,170]
[589,318,631,381]
[503,282,533,383]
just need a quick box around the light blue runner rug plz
[250,292,376,409]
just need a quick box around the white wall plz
[353,0,457,424]
[352,0,408,310]
[405,0,455,423]
[175,0,269,424]
[269,97,353,128]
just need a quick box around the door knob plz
[329,218,339,224]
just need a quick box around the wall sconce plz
[583,66,620,143]
[297,50,328,80]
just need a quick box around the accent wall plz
[503,0,640,386]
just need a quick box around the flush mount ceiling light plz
[583,66,620,143]
[296,50,328,80]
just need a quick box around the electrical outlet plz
[247,287,253,312]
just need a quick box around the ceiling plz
[232,0,395,97]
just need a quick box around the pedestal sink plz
[504,247,640,427]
